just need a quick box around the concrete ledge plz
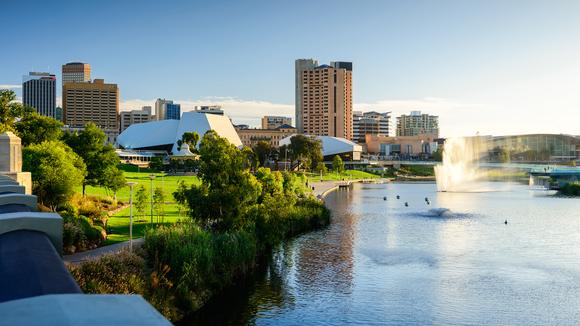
[0,179,20,186]
[0,194,38,211]
[0,212,62,253]
[0,294,171,325]
[0,185,26,194]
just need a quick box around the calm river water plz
[190,182,580,325]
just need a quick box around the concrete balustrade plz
[0,179,20,186]
[0,194,38,211]
[0,185,26,194]
[0,212,63,254]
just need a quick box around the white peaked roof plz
[117,112,242,152]
[279,134,363,157]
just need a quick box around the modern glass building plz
[22,72,56,118]
[488,134,579,162]
[165,103,181,120]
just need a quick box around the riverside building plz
[353,111,391,143]
[295,59,353,140]
[396,111,439,137]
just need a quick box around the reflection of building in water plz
[293,189,356,293]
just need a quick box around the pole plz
[150,176,154,226]
[285,148,288,171]
[127,182,136,252]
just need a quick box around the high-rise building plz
[61,62,91,86]
[396,111,439,137]
[194,105,224,115]
[63,79,119,132]
[261,116,292,129]
[295,59,353,140]
[165,103,181,120]
[353,111,391,143]
[120,106,152,132]
[22,72,56,118]
[154,100,181,120]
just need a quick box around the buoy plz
[404,202,409,207]
[396,195,400,200]
[426,201,430,205]
[424,197,429,202]
[383,196,387,201]
[504,220,508,225]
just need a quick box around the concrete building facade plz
[261,116,292,129]
[61,62,91,86]
[396,111,439,137]
[22,72,56,118]
[63,79,119,133]
[295,59,353,140]
[353,111,391,143]
[365,134,438,159]
[194,105,224,115]
[120,106,152,132]
[237,125,297,148]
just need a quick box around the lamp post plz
[127,182,136,252]
[285,148,289,171]
[149,174,156,226]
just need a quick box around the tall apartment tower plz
[119,106,152,132]
[155,98,174,120]
[396,111,439,137]
[63,79,119,132]
[295,59,353,140]
[22,72,56,118]
[62,62,91,86]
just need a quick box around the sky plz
[1,0,579,137]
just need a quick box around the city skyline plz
[1,0,580,137]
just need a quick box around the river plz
[189,182,580,325]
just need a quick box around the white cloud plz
[0,84,21,89]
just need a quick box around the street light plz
[149,174,156,226]
[127,182,137,252]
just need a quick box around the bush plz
[559,182,580,196]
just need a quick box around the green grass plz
[306,169,380,182]
[76,171,201,245]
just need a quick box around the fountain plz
[435,137,489,192]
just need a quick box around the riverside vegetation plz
[69,130,331,321]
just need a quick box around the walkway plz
[63,238,144,265]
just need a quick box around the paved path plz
[63,238,144,265]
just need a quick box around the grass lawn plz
[306,169,380,182]
[76,171,200,245]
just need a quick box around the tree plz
[315,162,327,174]
[332,155,345,174]
[176,131,200,152]
[135,185,148,219]
[0,90,33,133]
[15,112,63,146]
[153,187,166,223]
[102,167,126,200]
[432,147,443,162]
[174,130,262,230]
[253,141,275,167]
[63,123,121,195]
[149,157,164,171]
[22,141,86,209]
[288,135,323,171]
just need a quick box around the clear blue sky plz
[1,0,579,136]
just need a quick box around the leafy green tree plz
[15,112,63,146]
[102,167,126,200]
[153,187,165,223]
[135,185,148,219]
[253,141,275,167]
[174,130,262,230]
[288,135,323,171]
[149,156,164,171]
[332,155,345,174]
[255,167,284,201]
[0,90,33,132]
[315,162,327,174]
[63,123,121,195]
[176,131,200,152]
[432,147,443,162]
[22,141,86,209]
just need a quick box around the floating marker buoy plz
[425,197,429,202]
[426,201,430,205]
[396,195,400,200]
[504,220,508,225]
[404,202,409,207]
[383,196,387,201]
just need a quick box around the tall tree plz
[332,155,345,174]
[63,123,121,195]
[22,141,86,209]
[102,167,126,200]
[0,90,33,132]
[253,141,275,167]
[135,185,148,219]
[153,186,166,223]
[288,135,323,171]
[15,112,63,146]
